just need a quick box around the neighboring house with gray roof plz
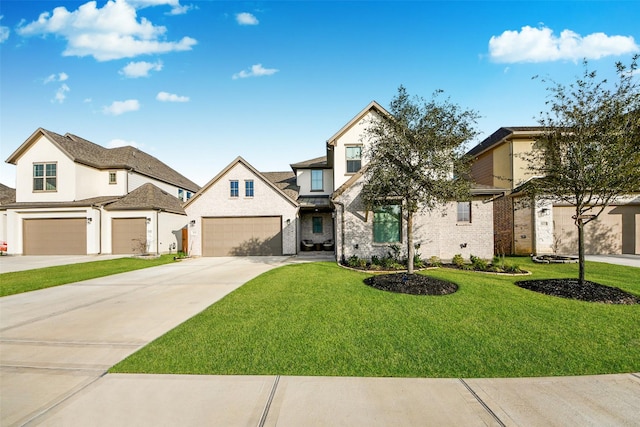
[3,128,199,255]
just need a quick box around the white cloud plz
[156,91,189,102]
[106,138,140,148]
[128,0,193,15]
[120,60,163,77]
[102,99,140,115]
[489,26,639,63]
[232,63,279,80]
[53,83,70,103]
[236,12,258,26]
[44,72,69,84]
[16,0,197,61]
[0,16,9,43]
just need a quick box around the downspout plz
[156,209,160,254]
[331,199,345,263]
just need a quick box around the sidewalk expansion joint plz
[459,378,506,427]
[258,375,280,427]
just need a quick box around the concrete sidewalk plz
[21,372,640,426]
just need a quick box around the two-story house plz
[3,128,200,255]
[467,127,640,255]
[185,101,501,261]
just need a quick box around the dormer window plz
[346,146,362,174]
[109,171,117,184]
[311,170,323,191]
[33,163,57,192]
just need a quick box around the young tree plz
[361,86,480,274]
[525,56,640,285]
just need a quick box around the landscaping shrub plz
[452,253,465,267]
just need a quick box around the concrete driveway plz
[0,254,129,274]
[0,256,291,426]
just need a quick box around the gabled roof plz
[326,101,389,146]
[289,156,329,170]
[104,183,186,215]
[466,126,543,158]
[0,183,16,205]
[184,156,299,208]
[6,128,200,192]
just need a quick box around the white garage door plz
[553,205,640,255]
[23,218,87,255]
[202,216,282,256]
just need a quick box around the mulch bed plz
[516,279,640,305]
[364,273,457,296]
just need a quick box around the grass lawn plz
[0,255,176,297]
[111,258,640,378]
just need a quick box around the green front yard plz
[111,258,640,378]
[0,255,176,297]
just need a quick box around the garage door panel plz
[553,205,639,255]
[23,218,87,255]
[202,217,282,256]
[112,218,147,254]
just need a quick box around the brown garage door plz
[553,205,640,255]
[23,218,87,255]
[202,216,282,256]
[112,218,147,254]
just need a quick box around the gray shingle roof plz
[1,196,121,210]
[0,183,16,205]
[261,172,300,201]
[290,156,329,170]
[104,183,186,215]
[7,129,200,192]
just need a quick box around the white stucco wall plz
[334,178,495,262]
[76,166,127,200]
[185,161,299,256]
[128,172,181,198]
[14,135,77,203]
[296,169,333,196]
[6,208,97,255]
[332,111,377,189]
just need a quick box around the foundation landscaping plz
[111,257,640,378]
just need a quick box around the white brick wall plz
[185,161,298,256]
[334,177,495,262]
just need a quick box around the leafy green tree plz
[525,56,640,285]
[361,86,480,274]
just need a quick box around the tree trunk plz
[577,219,585,286]
[407,210,414,275]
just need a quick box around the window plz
[178,189,184,200]
[109,171,117,184]
[33,163,57,191]
[245,180,254,197]
[457,202,471,222]
[346,146,362,173]
[186,191,193,200]
[230,180,239,198]
[312,216,323,234]
[311,170,323,191]
[373,205,401,243]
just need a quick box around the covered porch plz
[298,196,335,254]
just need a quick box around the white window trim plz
[33,162,57,192]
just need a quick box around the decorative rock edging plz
[532,255,578,264]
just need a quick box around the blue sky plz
[1,1,639,187]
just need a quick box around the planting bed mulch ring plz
[516,279,640,305]
[364,273,458,296]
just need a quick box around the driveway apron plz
[0,257,291,427]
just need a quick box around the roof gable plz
[326,101,389,146]
[6,128,200,192]
[184,156,298,208]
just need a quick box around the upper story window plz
[373,205,401,243]
[109,171,117,184]
[457,201,471,222]
[230,180,239,198]
[33,162,57,192]
[186,191,193,200]
[346,146,362,174]
[245,180,254,198]
[311,170,323,191]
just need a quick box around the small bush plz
[347,255,367,269]
[470,255,488,271]
[428,256,442,267]
[452,254,465,267]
